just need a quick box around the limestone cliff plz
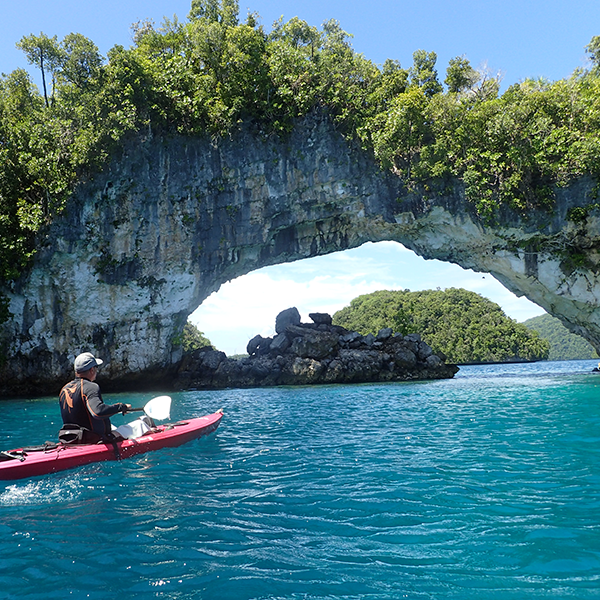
[1,111,599,395]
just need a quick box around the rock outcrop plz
[174,309,458,389]
[1,110,599,395]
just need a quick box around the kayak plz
[0,411,223,481]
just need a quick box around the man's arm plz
[84,381,128,418]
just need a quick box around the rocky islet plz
[175,307,458,389]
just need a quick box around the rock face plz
[1,110,600,395]
[174,309,458,389]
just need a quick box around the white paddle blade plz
[144,395,172,420]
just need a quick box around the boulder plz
[291,357,325,382]
[377,327,393,341]
[275,307,301,333]
[289,329,339,360]
[418,341,434,360]
[247,334,266,356]
[393,346,418,368]
[363,333,375,347]
[270,333,291,354]
[340,331,361,345]
[405,333,422,343]
[426,354,443,368]
[200,350,227,370]
[309,312,333,326]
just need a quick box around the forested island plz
[185,292,598,364]
[523,313,599,361]
[332,288,550,364]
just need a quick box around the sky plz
[3,0,599,354]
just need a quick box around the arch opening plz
[189,241,545,356]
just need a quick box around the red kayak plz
[0,411,223,481]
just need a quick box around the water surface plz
[1,360,600,599]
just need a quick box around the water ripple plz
[2,362,600,598]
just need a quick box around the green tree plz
[271,16,321,54]
[315,19,379,131]
[368,86,429,175]
[378,59,409,98]
[362,59,409,115]
[266,18,321,127]
[182,322,214,352]
[445,55,480,93]
[131,19,156,47]
[0,68,63,282]
[189,0,239,26]
[586,35,600,68]
[58,33,103,89]
[409,49,442,97]
[16,32,64,107]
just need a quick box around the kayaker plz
[59,352,132,443]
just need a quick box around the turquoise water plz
[2,360,600,599]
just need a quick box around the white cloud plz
[190,242,545,355]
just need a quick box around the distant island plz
[185,291,598,366]
[523,313,599,361]
[332,288,550,365]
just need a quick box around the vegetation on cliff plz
[332,289,550,364]
[181,321,214,352]
[2,0,600,293]
[523,313,599,361]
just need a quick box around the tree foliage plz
[181,321,214,352]
[409,49,442,97]
[586,36,600,69]
[523,313,599,361]
[332,289,550,364]
[15,33,63,107]
[2,0,600,305]
[444,55,480,93]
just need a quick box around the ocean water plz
[1,360,600,599]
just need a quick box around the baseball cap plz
[74,352,104,373]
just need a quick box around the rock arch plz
[2,112,599,394]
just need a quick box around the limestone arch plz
[1,112,599,394]
[188,240,546,356]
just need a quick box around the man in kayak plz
[59,352,131,443]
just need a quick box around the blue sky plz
[3,0,599,354]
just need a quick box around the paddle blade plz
[144,395,172,421]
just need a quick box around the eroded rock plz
[174,309,458,390]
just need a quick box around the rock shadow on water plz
[174,307,458,390]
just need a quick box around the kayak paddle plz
[127,395,172,421]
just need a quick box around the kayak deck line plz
[0,411,223,481]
